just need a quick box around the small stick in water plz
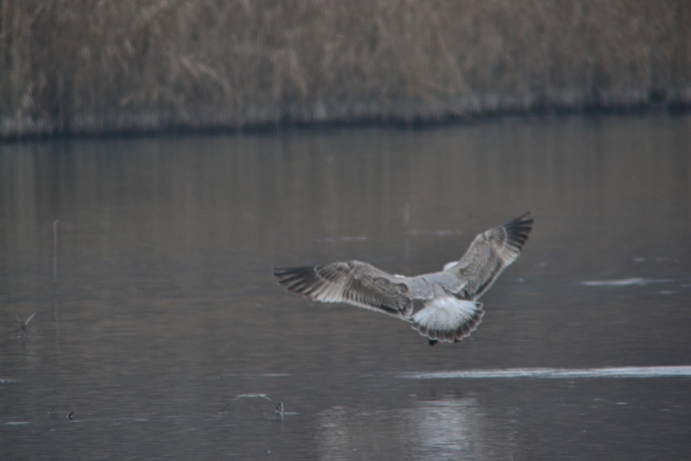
[9,313,36,340]
[52,219,61,349]
[53,220,59,284]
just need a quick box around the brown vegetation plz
[1,0,690,137]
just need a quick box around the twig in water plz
[53,220,59,284]
[9,313,36,340]
[275,401,284,416]
[52,219,60,350]
[220,393,284,416]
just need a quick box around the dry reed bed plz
[1,0,690,137]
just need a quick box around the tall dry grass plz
[1,0,690,137]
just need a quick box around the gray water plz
[1,114,690,460]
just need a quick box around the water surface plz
[1,114,690,460]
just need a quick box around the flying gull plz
[274,212,533,345]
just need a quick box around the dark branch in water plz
[53,219,61,350]
[9,313,36,341]
[53,220,59,284]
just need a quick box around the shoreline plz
[3,93,690,140]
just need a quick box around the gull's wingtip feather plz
[503,211,534,250]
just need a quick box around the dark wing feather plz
[274,260,413,318]
[446,211,533,300]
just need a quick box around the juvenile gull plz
[274,212,533,345]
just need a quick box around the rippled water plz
[1,114,690,460]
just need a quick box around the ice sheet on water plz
[400,366,691,380]
[581,278,673,286]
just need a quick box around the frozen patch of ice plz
[582,278,673,287]
[400,366,691,380]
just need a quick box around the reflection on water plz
[407,400,481,460]
[317,397,512,461]
[1,114,691,459]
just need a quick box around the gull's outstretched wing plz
[445,211,533,300]
[274,261,414,319]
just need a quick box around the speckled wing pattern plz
[273,212,533,345]
[273,261,414,318]
[445,211,533,300]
